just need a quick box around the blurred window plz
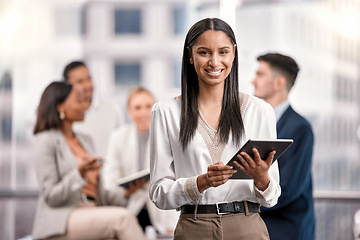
[80,5,87,36]
[174,61,181,88]
[114,9,141,34]
[0,73,12,90]
[0,116,11,141]
[114,63,141,86]
[173,6,187,35]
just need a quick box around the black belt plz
[181,201,260,215]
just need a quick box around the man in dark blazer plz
[253,53,315,240]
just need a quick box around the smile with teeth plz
[205,69,223,75]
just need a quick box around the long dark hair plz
[179,18,244,150]
[33,81,72,134]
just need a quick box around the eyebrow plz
[196,46,231,50]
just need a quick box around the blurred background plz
[0,0,359,239]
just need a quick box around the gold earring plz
[189,58,193,64]
[59,111,65,120]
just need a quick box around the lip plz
[204,69,223,77]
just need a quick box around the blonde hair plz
[127,86,155,108]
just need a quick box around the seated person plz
[103,86,179,235]
[31,81,144,240]
[355,209,360,240]
[63,61,123,157]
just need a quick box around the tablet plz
[227,139,293,179]
[117,168,150,189]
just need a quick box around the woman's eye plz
[220,51,228,54]
[199,51,209,55]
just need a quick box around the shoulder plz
[285,106,313,130]
[111,124,136,137]
[34,129,61,143]
[152,97,180,115]
[245,94,274,116]
[33,130,62,155]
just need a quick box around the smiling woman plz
[31,81,144,240]
[149,18,281,240]
[102,86,180,235]
[191,30,235,88]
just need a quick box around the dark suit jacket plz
[260,105,315,240]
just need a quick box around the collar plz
[274,100,290,122]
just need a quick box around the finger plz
[252,148,262,163]
[233,160,246,172]
[90,163,103,170]
[209,162,233,171]
[233,159,244,170]
[240,151,257,169]
[87,161,101,169]
[237,153,250,168]
[207,169,236,186]
[214,161,224,166]
[265,150,276,166]
[209,174,232,187]
[208,168,236,180]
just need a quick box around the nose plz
[209,53,220,67]
[252,77,257,85]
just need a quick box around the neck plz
[198,83,224,107]
[137,128,149,134]
[266,92,288,108]
[61,121,74,139]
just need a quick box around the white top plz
[103,124,150,191]
[149,94,281,210]
[103,124,179,235]
[74,99,123,157]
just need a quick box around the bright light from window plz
[219,0,242,31]
[337,11,359,39]
[0,8,17,51]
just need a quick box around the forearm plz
[43,169,86,207]
[197,173,211,193]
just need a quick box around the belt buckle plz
[215,201,228,215]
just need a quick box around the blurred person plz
[103,86,179,235]
[32,81,144,240]
[253,53,315,240]
[149,18,281,240]
[354,209,360,240]
[63,61,123,157]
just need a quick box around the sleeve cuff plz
[184,176,203,203]
[253,178,273,200]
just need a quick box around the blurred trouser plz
[174,212,269,240]
[47,201,144,240]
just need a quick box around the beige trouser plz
[174,212,269,240]
[47,201,144,240]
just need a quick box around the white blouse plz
[149,94,281,210]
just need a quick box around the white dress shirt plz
[103,124,179,235]
[274,100,290,122]
[149,94,281,210]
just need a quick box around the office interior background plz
[0,0,359,239]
